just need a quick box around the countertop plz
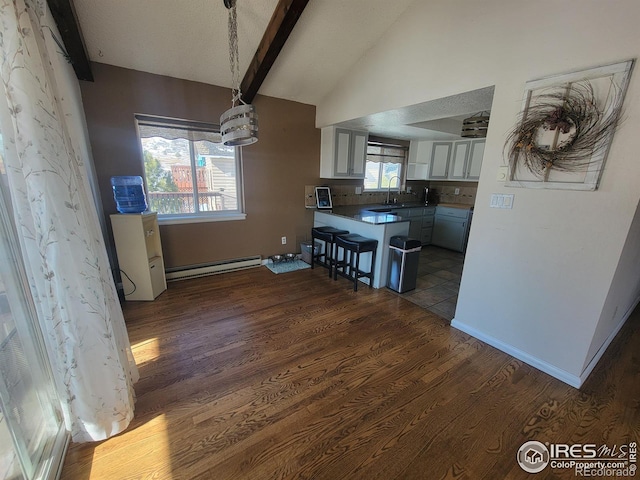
[329,203,473,224]
[320,208,409,225]
[322,203,472,225]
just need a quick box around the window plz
[136,115,244,222]
[363,142,407,191]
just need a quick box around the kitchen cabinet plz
[110,212,166,301]
[448,141,470,179]
[390,206,435,246]
[411,139,484,181]
[466,139,485,180]
[448,139,485,181]
[320,127,368,179]
[431,206,471,252]
[407,208,424,239]
[406,140,432,180]
[428,142,452,179]
[421,206,435,245]
[406,163,429,181]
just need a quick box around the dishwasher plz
[431,206,472,252]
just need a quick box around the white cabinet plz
[466,139,485,180]
[406,140,432,180]
[320,127,368,179]
[416,139,485,181]
[428,142,452,179]
[407,163,429,180]
[448,141,470,180]
[111,212,167,301]
[448,139,485,181]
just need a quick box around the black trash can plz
[387,236,422,293]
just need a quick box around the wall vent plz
[165,256,262,281]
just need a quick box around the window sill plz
[157,213,246,225]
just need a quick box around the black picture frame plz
[315,186,333,209]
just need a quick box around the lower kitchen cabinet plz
[431,206,471,252]
[391,206,436,246]
[421,207,435,245]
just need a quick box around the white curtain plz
[0,0,139,442]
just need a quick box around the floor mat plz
[265,259,311,274]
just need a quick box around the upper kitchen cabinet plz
[406,140,432,180]
[320,127,369,179]
[428,142,452,179]
[448,139,484,180]
[408,139,485,181]
[466,139,485,180]
[448,141,471,179]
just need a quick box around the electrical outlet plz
[281,236,287,245]
[454,188,460,195]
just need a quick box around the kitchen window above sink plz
[363,141,407,191]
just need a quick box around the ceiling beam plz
[47,0,93,81]
[240,0,309,103]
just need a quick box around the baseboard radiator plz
[165,255,262,281]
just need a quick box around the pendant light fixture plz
[220,0,259,146]
[461,111,490,138]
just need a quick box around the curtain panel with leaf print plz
[0,0,139,442]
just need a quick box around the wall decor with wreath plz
[505,60,634,191]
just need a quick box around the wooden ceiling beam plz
[47,0,93,81]
[240,0,309,103]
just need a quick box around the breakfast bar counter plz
[313,210,409,288]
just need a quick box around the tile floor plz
[391,245,465,322]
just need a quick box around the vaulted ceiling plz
[70,0,417,106]
[58,0,494,140]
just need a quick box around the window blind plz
[136,115,222,143]
[366,143,407,164]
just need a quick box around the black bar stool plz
[311,226,349,277]
[334,234,378,291]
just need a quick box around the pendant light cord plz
[226,1,243,107]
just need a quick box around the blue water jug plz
[111,176,148,214]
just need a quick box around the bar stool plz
[311,226,349,277]
[334,234,378,291]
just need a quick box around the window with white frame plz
[363,142,407,191]
[136,115,244,221]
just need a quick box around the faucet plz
[386,175,401,205]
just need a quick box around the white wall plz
[316,0,640,385]
[584,202,640,372]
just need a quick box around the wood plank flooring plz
[60,265,640,479]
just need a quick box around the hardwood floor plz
[60,265,640,479]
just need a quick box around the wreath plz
[505,82,621,177]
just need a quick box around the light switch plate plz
[355,186,362,195]
[497,166,509,182]
[490,193,514,209]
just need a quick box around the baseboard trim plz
[450,319,582,388]
[579,292,640,385]
[166,256,262,281]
